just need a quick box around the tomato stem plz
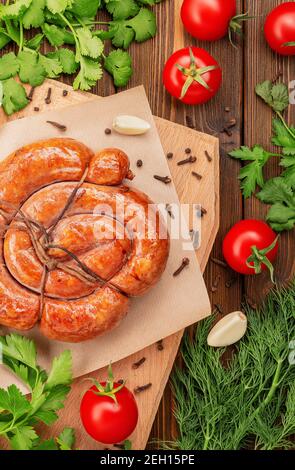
[228,12,256,48]
[246,236,279,283]
[176,48,218,100]
[83,363,126,404]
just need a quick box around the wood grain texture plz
[0,0,294,449]
[0,79,219,450]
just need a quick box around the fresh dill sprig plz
[169,281,295,450]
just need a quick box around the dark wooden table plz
[2,0,295,448]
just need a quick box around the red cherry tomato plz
[181,0,237,41]
[163,47,222,105]
[222,220,278,279]
[264,2,295,56]
[80,377,138,444]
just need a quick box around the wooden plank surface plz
[0,0,294,449]
[0,79,219,450]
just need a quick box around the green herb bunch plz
[0,333,75,450]
[229,80,295,232]
[0,0,163,115]
[170,282,295,450]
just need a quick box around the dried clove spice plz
[46,121,67,132]
[62,90,68,97]
[214,303,224,314]
[45,87,52,105]
[154,175,171,184]
[167,152,173,159]
[157,339,164,351]
[185,148,191,154]
[197,207,207,218]
[177,156,197,166]
[134,383,152,394]
[210,257,228,269]
[173,257,190,277]
[34,107,40,112]
[205,150,213,162]
[132,357,146,369]
[192,171,202,180]
[136,159,143,168]
[104,128,111,135]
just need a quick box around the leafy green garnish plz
[105,0,139,20]
[169,283,295,450]
[0,52,19,80]
[22,0,45,29]
[0,333,74,450]
[18,50,47,86]
[229,145,280,198]
[255,80,289,113]
[1,78,28,115]
[0,0,32,21]
[104,49,132,87]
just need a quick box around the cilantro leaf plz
[257,177,295,231]
[39,53,63,78]
[70,0,102,19]
[76,27,104,59]
[10,426,39,450]
[73,56,103,90]
[0,33,11,50]
[0,52,19,80]
[42,23,74,46]
[256,80,289,114]
[45,0,68,14]
[45,350,72,390]
[108,20,135,49]
[229,145,277,198]
[280,156,295,188]
[56,427,76,450]
[104,49,132,87]
[105,0,139,20]
[18,50,47,86]
[25,33,44,50]
[127,7,156,42]
[22,0,45,29]
[0,384,31,421]
[0,0,32,20]
[47,48,78,74]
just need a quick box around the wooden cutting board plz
[0,79,219,450]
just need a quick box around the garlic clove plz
[112,115,151,135]
[207,311,247,348]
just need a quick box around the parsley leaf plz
[22,0,45,29]
[33,438,58,450]
[127,7,156,42]
[45,350,72,390]
[0,52,19,80]
[45,0,68,15]
[272,118,295,154]
[39,53,63,77]
[1,79,28,115]
[18,50,47,86]
[257,177,295,231]
[70,0,102,19]
[47,48,78,74]
[105,0,139,20]
[73,56,103,90]
[56,427,76,450]
[10,426,39,450]
[0,0,32,20]
[229,145,279,198]
[0,384,31,421]
[76,27,104,59]
[256,80,289,114]
[42,23,74,46]
[25,33,44,50]
[104,49,132,87]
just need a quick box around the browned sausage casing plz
[0,138,170,342]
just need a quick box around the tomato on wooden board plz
[80,366,138,444]
[222,220,279,282]
[181,0,237,41]
[163,47,222,105]
[264,2,295,56]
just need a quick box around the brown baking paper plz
[0,86,211,391]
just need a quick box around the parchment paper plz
[0,86,211,390]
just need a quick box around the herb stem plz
[18,21,24,53]
[276,111,295,141]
